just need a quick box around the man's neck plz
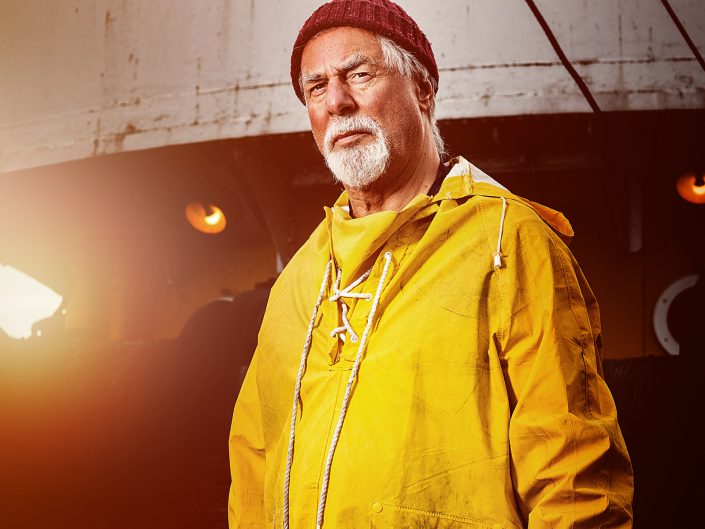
[346,145,440,218]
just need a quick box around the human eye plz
[348,70,372,83]
[308,82,326,97]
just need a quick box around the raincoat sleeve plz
[228,351,266,528]
[495,206,633,528]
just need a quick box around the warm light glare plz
[676,173,705,204]
[204,210,223,226]
[0,266,63,339]
[185,202,227,234]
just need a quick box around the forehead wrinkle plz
[301,51,377,85]
[337,51,377,72]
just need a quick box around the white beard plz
[323,115,390,189]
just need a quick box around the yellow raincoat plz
[229,157,633,528]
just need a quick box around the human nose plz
[325,78,356,116]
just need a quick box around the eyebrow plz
[301,52,377,86]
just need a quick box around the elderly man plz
[228,1,633,528]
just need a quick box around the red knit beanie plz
[290,0,438,104]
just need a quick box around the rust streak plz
[104,10,114,32]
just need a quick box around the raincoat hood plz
[327,157,573,282]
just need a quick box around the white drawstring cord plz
[330,301,357,342]
[329,267,373,343]
[280,252,394,529]
[493,197,508,269]
[282,260,333,529]
[315,251,393,529]
[329,267,373,301]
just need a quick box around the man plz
[228,1,633,528]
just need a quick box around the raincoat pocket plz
[369,503,505,529]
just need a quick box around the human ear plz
[415,77,434,114]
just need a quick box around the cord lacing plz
[328,266,373,343]
[281,252,394,529]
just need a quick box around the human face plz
[300,27,426,190]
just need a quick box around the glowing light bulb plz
[204,209,223,226]
[677,173,705,204]
[185,202,227,234]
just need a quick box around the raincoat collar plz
[442,156,575,244]
[324,190,435,285]
[324,157,574,283]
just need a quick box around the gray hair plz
[375,35,445,157]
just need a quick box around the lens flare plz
[0,266,63,339]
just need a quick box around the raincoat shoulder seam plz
[546,234,593,416]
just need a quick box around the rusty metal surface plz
[0,0,703,173]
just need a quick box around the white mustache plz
[323,116,383,153]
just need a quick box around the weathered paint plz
[0,0,703,173]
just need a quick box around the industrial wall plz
[1,0,704,173]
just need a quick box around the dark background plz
[1,109,703,527]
